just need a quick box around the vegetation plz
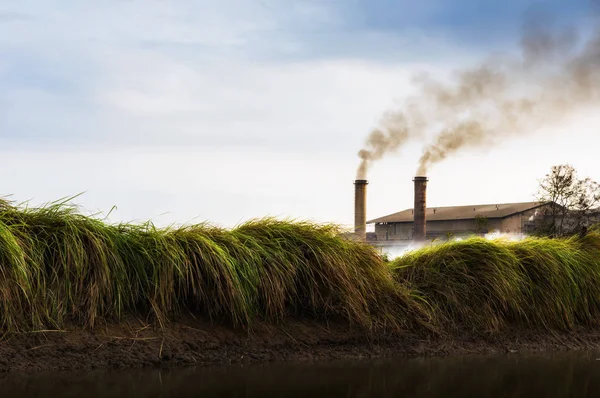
[535,164,600,236]
[1,197,600,336]
[474,214,489,234]
[0,198,419,333]
[392,232,600,333]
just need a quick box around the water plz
[3,352,600,397]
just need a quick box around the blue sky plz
[1,0,598,227]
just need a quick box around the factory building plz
[367,201,552,241]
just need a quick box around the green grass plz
[1,197,600,335]
[0,199,416,332]
[391,232,600,333]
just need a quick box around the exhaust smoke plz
[356,10,600,178]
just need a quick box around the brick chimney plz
[413,176,428,241]
[354,180,368,241]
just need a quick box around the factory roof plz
[367,201,547,224]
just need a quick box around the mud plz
[2,316,600,372]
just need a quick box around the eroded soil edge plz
[2,317,600,372]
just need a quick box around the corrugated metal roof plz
[367,202,544,224]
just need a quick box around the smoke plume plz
[357,111,407,179]
[357,10,600,178]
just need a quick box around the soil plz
[2,316,600,372]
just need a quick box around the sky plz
[1,0,598,229]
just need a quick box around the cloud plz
[93,49,421,149]
[0,46,419,151]
[0,0,425,226]
[0,0,429,151]
[0,12,31,23]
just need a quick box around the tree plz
[536,164,600,236]
[474,214,489,234]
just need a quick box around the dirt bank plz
[2,316,600,372]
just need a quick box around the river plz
[2,352,600,397]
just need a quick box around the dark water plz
[3,352,600,397]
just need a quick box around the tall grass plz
[1,197,600,335]
[0,200,414,332]
[391,232,600,333]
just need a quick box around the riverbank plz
[1,199,600,372]
[4,317,600,372]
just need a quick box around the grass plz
[391,232,600,333]
[0,197,599,335]
[0,198,416,332]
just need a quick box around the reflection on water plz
[2,352,600,397]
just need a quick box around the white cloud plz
[93,49,418,148]
[0,1,424,227]
[0,1,265,46]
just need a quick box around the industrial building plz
[352,175,596,243]
[366,201,550,241]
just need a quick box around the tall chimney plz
[354,179,368,241]
[413,176,428,241]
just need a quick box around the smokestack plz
[413,176,428,241]
[354,179,368,241]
